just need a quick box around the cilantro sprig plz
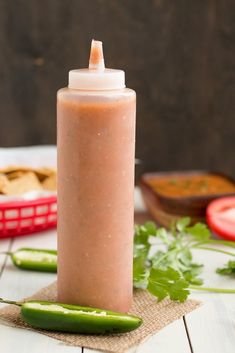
[216,260,235,276]
[133,218,235,302]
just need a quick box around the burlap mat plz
[0,282,201,353]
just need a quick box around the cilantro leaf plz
[144,221,157,235]
[147,267,190,302]
[176,217,191,232]
[170,278,190,302]
[185,223,211,242]
[133,247,149,288]
[134,221,157,248]
[134,225,149,247]
[156,227,170,244]
[183,264,204,285]
[216,260,235,276]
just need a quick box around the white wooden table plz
[0,189,234,353]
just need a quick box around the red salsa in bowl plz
[140,171,235,228]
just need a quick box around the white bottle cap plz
[68,40,126,90]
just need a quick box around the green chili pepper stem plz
[0,251,13,256]
[0,297,22,306]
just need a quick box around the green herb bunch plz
[133,218,235,302]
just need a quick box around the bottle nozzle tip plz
[89,39,105,70]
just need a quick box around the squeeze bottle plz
[57,40,136,312]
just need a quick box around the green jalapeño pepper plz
[0,298,142,334]
[8,248,57,272]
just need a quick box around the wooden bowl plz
[140,171,235,228]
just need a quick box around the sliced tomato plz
[206,197,235,241]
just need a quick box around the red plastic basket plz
[0,196,57,238]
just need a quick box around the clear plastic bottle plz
[57,40,136,312]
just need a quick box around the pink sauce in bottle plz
[57,40,136,312]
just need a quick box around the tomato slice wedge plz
[206,197,235,241]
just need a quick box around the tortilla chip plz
[2,172,43,195]
[42,173,57,191]
[0,166,30,175]
[0,174,10,193]
[33,168,56,181]
[7,171,25,180]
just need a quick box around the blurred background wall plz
[0,1,234,180]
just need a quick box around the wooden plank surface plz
[0,238,11,275]
[185,248,235,353]
[84,319,192,353]
[0,239,12,280]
